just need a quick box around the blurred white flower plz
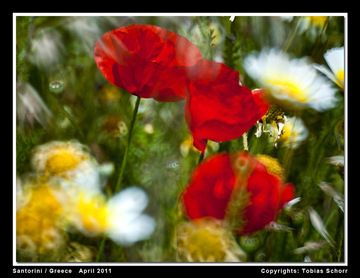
[16,82,52,127]
[294,241,327,255]
[29,30,63,70]
[327,155,344,166]
[319,182,344,212]
[229,16,235,22]
[66,187,155,246]
[265,221,293,232]
[284,197,301,209]
[279,116,309,149]
[144,123,154,134]
[308,207,334,247]
[106,187,156,246]
[65,17,102,54]
[31,141,102,193]
[244,49,337,111]
[314,47,344,89]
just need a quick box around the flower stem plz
[96,96,141,262]
[283,17,300,52]
[114,96,141,193]
[242,132,249,151]
[95,237,106,262]
[198,152,205,164]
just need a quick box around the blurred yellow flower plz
[305,16,328,28]
[72,193,109,234]
[176,219,246,262]
[101,86,121,102]
[180,135,200,157]
[180,135,219,157]
[32,141,88,176]
[16,183,65,255]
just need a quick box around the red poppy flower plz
[94,24,203,102]
[182,152,295,235]
[185,60,269,152]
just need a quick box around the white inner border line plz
[13,12,348,267]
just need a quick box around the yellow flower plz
[176,219,246,262]
[180,135,200,157]
[101,86,121,102]
[71,193,109,235]
[16,183,65,255]
[305,16,328,28]
[180,135,219,157]
[32,141,89,176]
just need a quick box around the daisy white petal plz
[106,187,155,245]
[107,214,155,246]
[244,49,337,111]
[31,141,102,193]
[107,186,149,214]
[319,47,345,89]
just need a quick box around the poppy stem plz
[242,133,249,151]
[198,152,205,164]
[114,96,141,193]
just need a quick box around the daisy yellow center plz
[280,123,298,143]
[76,195,109,233]
[45,149,83,175]
[306,16,328,28]
[265,78,309,103]
[256,155,285,181]
[336,69,344,88]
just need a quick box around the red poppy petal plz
[94,24,202,101]
[241,168,282,234]
[252,88,270,116]
[182,152,295,235]
[185,61,269,151]
[182,153,236,219]
[280,183,296,207]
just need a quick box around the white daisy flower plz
[279,116,309,149]
[29,30,63,70]
[31,141,102,193]
[68,187,155,246]
[16,82,52,127]
[65,17,102,54]
[314,47,344,89]
[244,49,337,111]
[106,187,155,246]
